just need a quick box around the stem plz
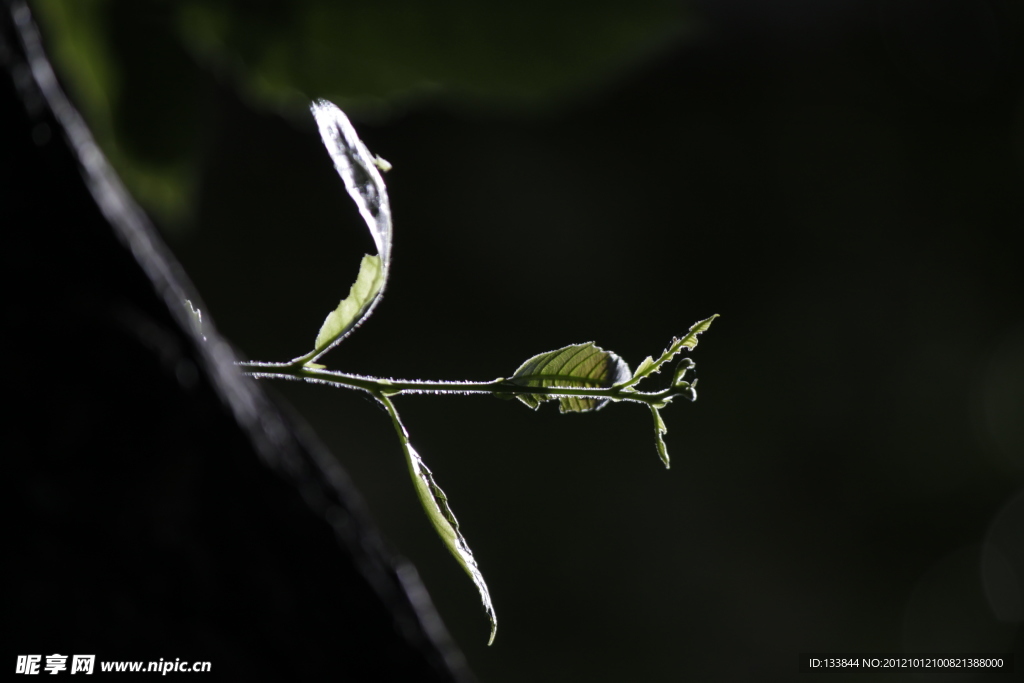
[237,360,691,407]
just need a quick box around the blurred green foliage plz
[32,0,692,226]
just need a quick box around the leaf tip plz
[310,98,393,268]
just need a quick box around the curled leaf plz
[308,101,393,358]
[671,357,696,389]
[311,100,392,265]
[649,405,670,468]
[509,342,631,413]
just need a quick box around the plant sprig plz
[231,100,718,645]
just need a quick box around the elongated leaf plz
[509,342,631,413]
[378,395,497,645]
[311,100,392,265]
[406,443,497,644]
[623,314,719,387]
[308,101,393,357]
[313,254,384,352]
[649,404,670,468]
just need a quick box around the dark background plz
[24,0,1024,680]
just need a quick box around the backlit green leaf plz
[313,254,384,352]
[509,342,631,413]
[377,394,497,645]
[405,442,496,645]
[307,101,393,360]
[649,405,670,469]
[623,314,719,387]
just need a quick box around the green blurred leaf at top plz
[32,0,693,225]
[176,0,693,111]
[33,0,208,228]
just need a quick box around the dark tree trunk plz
[2,3,474,679]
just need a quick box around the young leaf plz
[621,314,719,387]
[675,314,719,352]
[307,101,393,358]
[671,357,696,389]
[313,254,384,352]
[509,342,631,413]
[377,394,497,645]
[649,404,670,469]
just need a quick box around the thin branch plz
[237,361,694,407]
